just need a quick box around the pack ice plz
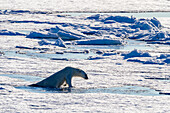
[25,14,169,45]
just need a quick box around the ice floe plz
[26,31,58,39]
[38,38,66,48]
[54,37,67,48]
[74,38,124,45]
[27,26,86,40]
[1,0,170,112]
[0,9,50,15]
[87,56,105,60]
[102,15,136,23]
[16,46,50,51]
[122,49,151,59]
[102,52,117,56]
[157,54,170,64]
[24,14,169,46]
[64,50,89,54]
[124,49,170,65]
[0,29,25,36]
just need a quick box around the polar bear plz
[29,66,88,88]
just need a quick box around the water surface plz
[0,74,162,96]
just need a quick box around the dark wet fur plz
[29,84,40,87]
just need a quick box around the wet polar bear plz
[29,67,88,88]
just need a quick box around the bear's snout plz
[84,74,88,79]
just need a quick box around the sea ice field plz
[0,0,170,113]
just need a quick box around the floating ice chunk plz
[150,17,162,28]
[74,36,124,45]
[74,39,123,45]
[64,50,89,54]
[33,26,86,40]
[147,41,170,45]
[130,31,169,42]
[126,52,170,65]
[156,54,170,64]
[38,38,66,48]
[103,52,117,56]
[26,15,168,45]
[127,58,164,65]
[157,54,170,59]
[38,40,50,46]
[127,58,144,63]
[54,37,67,48]
[0,9,49,15]
[0,29,25,36]
[87,14,100,20]
[130,17,161,31]
[164,58,170,64]
[26,31,58,39]
[104,16,136,23]
[0,87,5,90]
[16,46,50,51]
[87,56,104,60]
[122,49,151,59]
[131,20,153,30]
[49,26,60,33]
[143,58,164,65]
[87,15,136,23]
[146,31,169,41]
[57,31,82,40]
[95,50,104,54]
[82,30,101,35]
[16,46,33,50]
[27,25,85,40]
[129,32,150,39]
[55,51,64,54]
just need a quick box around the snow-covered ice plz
[0,36,170,113]
[38,38,67,48]
[24,14,169,44]
[122,49,151,59]
[0,1,170,112]
[1,0,170,12]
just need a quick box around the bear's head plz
[75,68,88,79]
[65,67,88,79]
